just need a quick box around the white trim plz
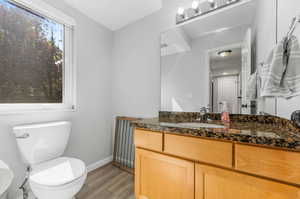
[206,42,243,113]
[0,0,77,114]
[10,0,76,27]
[0,105,76,115]
[87,156,113,173]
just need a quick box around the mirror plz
[160,0,279,116]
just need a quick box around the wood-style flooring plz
[77,164,134,199]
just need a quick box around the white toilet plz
[0,160,14,199]
[13,121,87,199]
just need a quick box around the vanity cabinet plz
[134,128,300,199]
[135,148,194,199]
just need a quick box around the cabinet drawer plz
[164,134,233,168]
[235,144,300,185]
[134,129,163,152]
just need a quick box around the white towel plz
[246,70,258,100]
[260,36,300,99]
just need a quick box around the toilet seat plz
[29,157,86,187]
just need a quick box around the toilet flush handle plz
[16,133,30,139]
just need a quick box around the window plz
[0,0,76,113]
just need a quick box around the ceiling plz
[63,0,162,31]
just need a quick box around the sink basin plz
[160,122,225,129]
[0,161,13,199]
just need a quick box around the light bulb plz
[191,1,200,10]
[177,7,185,15]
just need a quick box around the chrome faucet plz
[198,107,209,122]
[200,107,208,114]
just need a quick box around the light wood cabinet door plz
[196,164,300,199]
[135,148,194,199]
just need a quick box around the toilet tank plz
[13,121,71,165]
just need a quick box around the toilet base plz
[29,171,86,199]
[17,190,36,199]
[18,190,76,199]
[0,191,8,199]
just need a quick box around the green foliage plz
[0,1,63,103]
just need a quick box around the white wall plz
[253,0,277,115]
[112,0,252,117]
[276,0,300,119]
[161,38,209,112]
[211,58,241,76]
[1,0,113,198]
[112,0,300,118]
[161,28,244,112]
[253,0,300,118]
[112,0,193,118]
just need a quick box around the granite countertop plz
[131,118,300,152]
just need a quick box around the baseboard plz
[87,155,113,172]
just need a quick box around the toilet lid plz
[29,157,86,187]
[0,160,14,195]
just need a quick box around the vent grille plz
[113,117,140,174]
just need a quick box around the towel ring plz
[287,15,300,40]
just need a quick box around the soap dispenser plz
[220,102,230,124]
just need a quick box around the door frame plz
[206,42,242,113]
[211,74,240,113]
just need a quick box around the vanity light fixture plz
[218,50,232,57]
[176,0,240,24]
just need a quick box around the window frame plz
[0,0,77,114]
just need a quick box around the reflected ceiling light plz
[218,50,232,57]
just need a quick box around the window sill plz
[0,105,76,115]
